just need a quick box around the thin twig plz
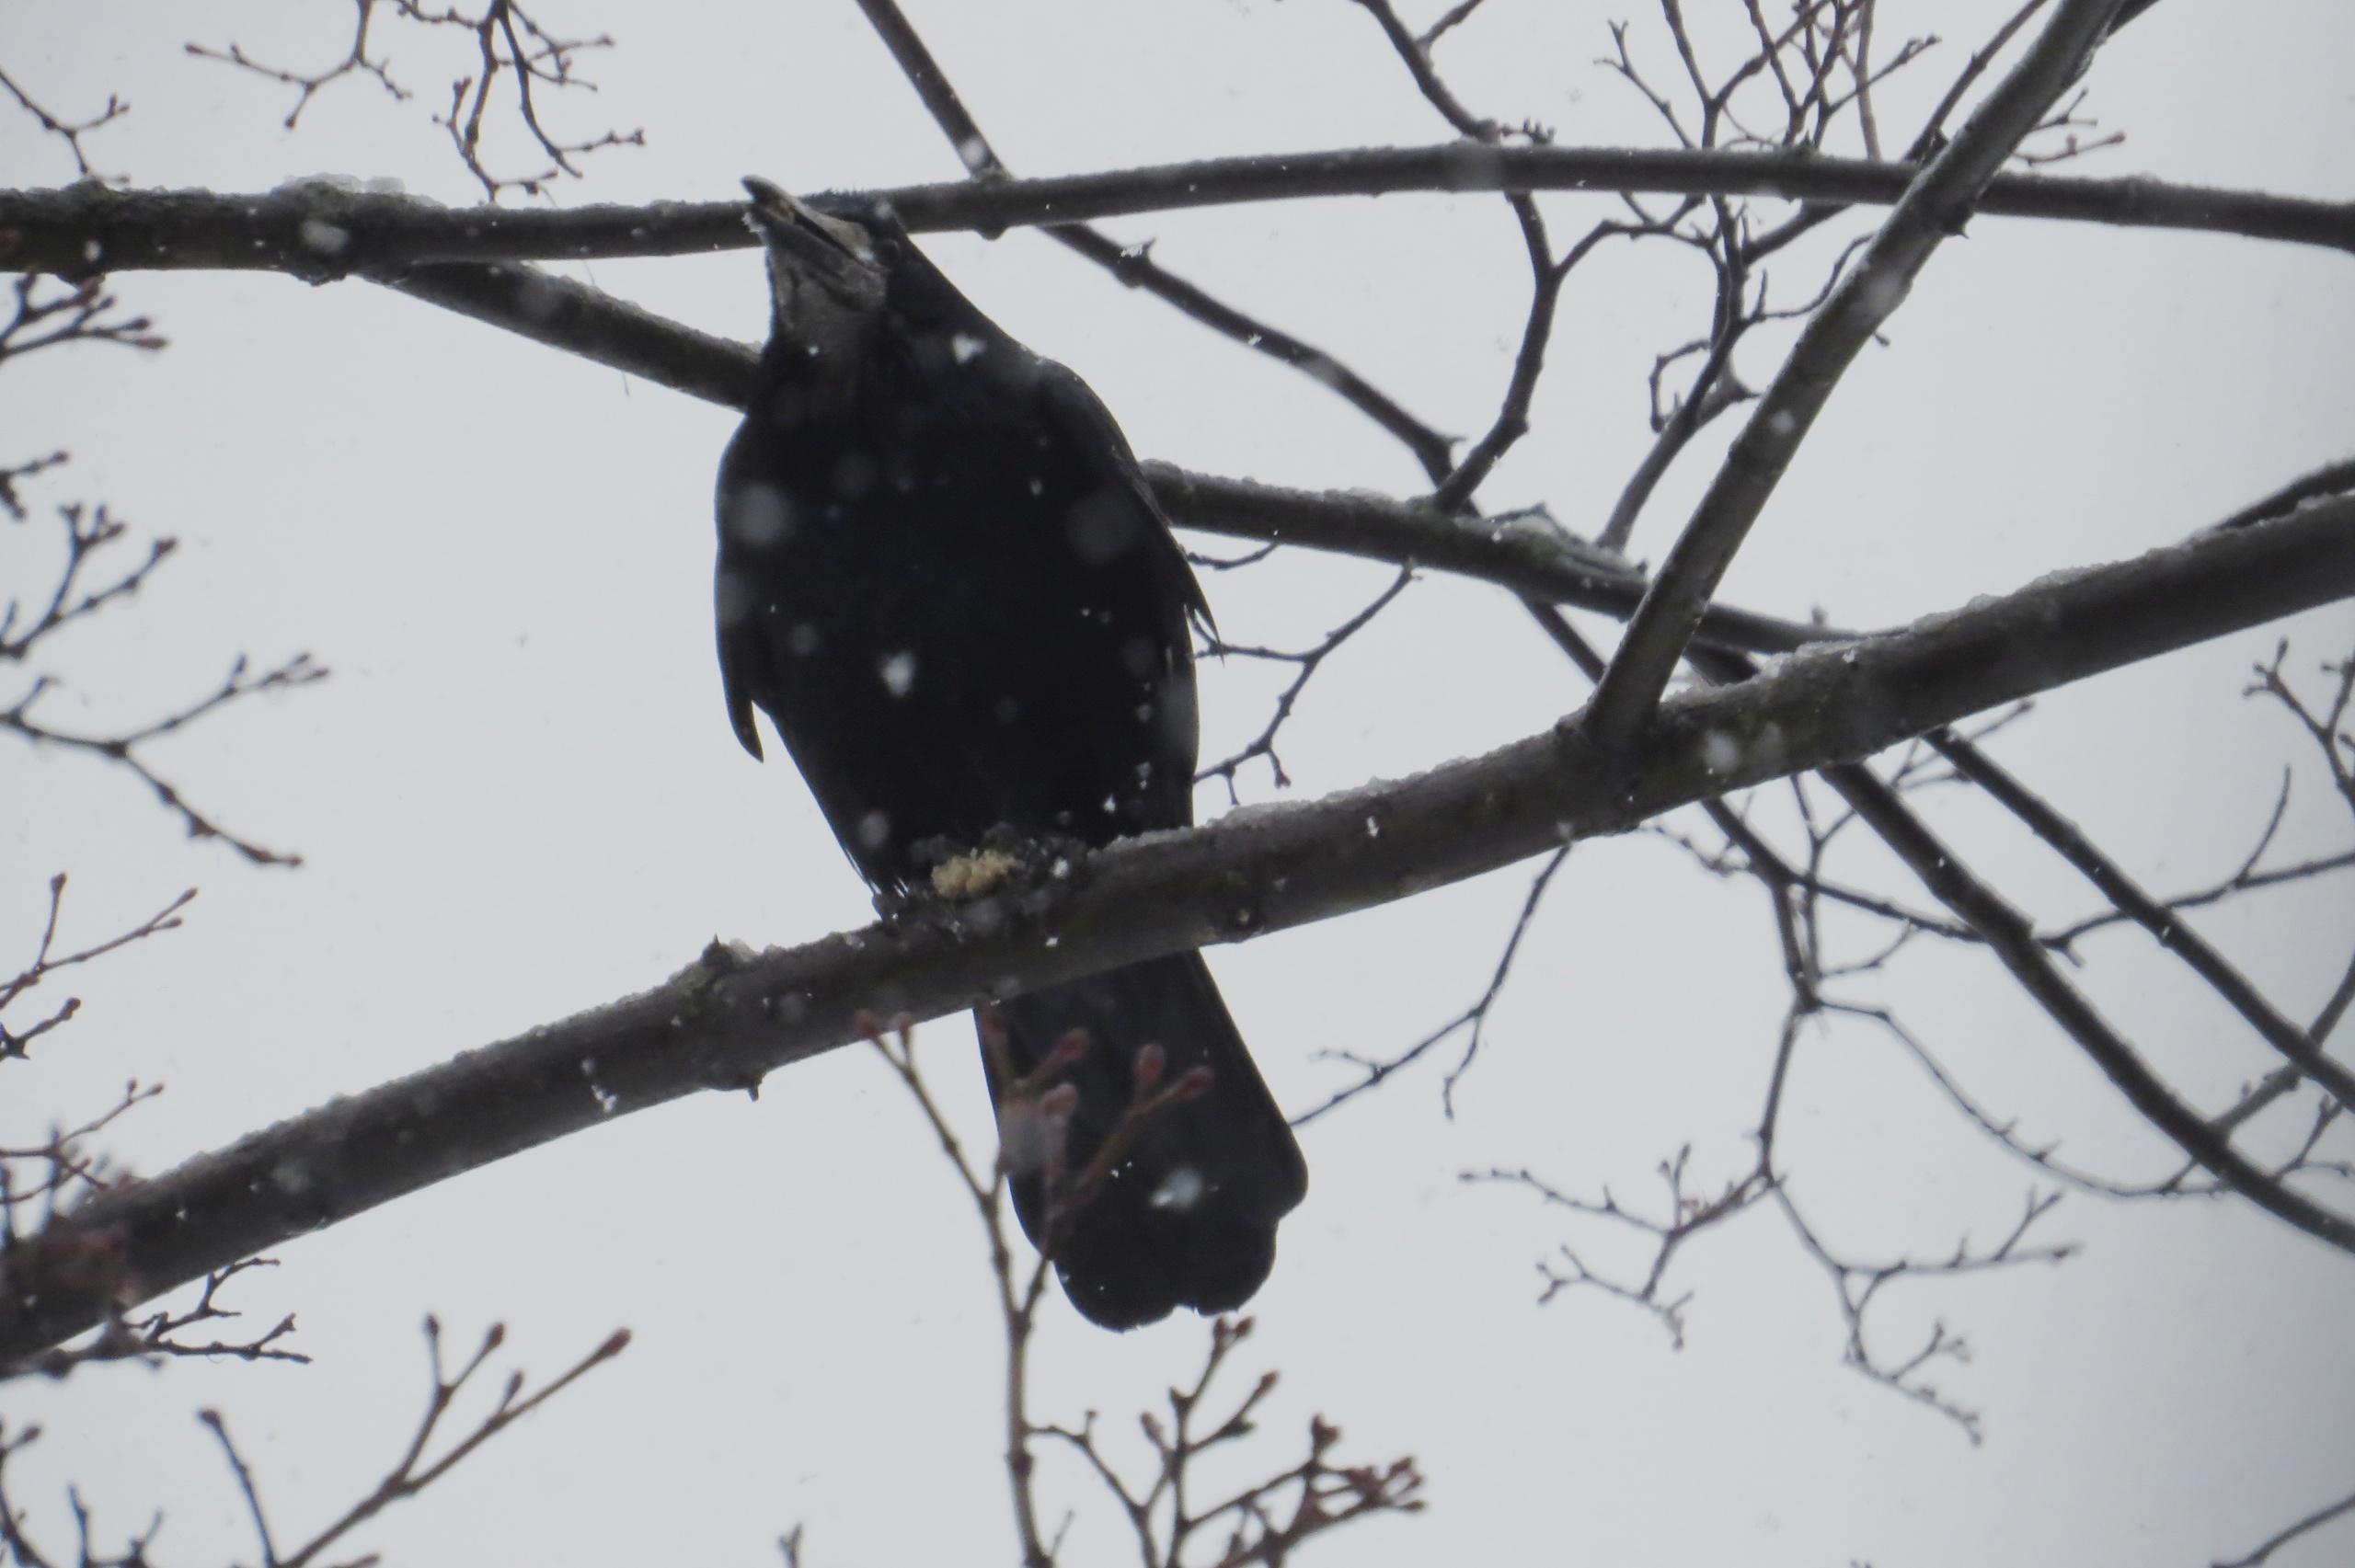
[0,66,129,181]
[1,876,193,1060]
[1298,845,1569,1124]
[5,651,327,866]
[1196,567,1416,796]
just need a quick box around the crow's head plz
[742,176,891,348]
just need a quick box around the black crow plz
[716,177,1307,1329]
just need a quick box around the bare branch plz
[1777,1182,2075,1441]
[1034,1317,1424,1568]
[2248,643,2355,816]
[1477,984,2073,1439]
[2,493,177,665]
[1153,470,1848,656]
[1298,846,1568,1124]
[0,493,2344,1367]
[113,1261,305,1369]
[179,1318,631,1568]
[0,453,67,524]
[0,276,164,369]
[1836,998,2192,1198]
[188,0,640,200]
[1,1079,162,1230]
[1,876,193,1061]
[6,155,2352,279]
[0,1421,164,1568]
[2213,1484,2355,1568]
[186,0,410,131]
[3,459,322,862]
[6,649,327,866]
[1354,0,1510,142]
[863,1017,1058,1565]
[1473,1141,1769,1348]
[1197,567,1416,797]
[0,66,129,182]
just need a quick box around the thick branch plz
[5,148,2349,276]
[3,499,2347,1365]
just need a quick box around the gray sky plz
[4,2,2352,1564]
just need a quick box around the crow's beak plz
[742,177,884,296]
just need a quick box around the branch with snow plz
[4,146,2349,279]
[1,495,2344,1366]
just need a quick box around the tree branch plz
[2214,1483,2355,1568]
[1,497,2345,1365]
[1150,468,1849,654]
[5,146,2349,277]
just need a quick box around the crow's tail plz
[986,953,1308,1330]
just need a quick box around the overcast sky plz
[4,3,2353,1565]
